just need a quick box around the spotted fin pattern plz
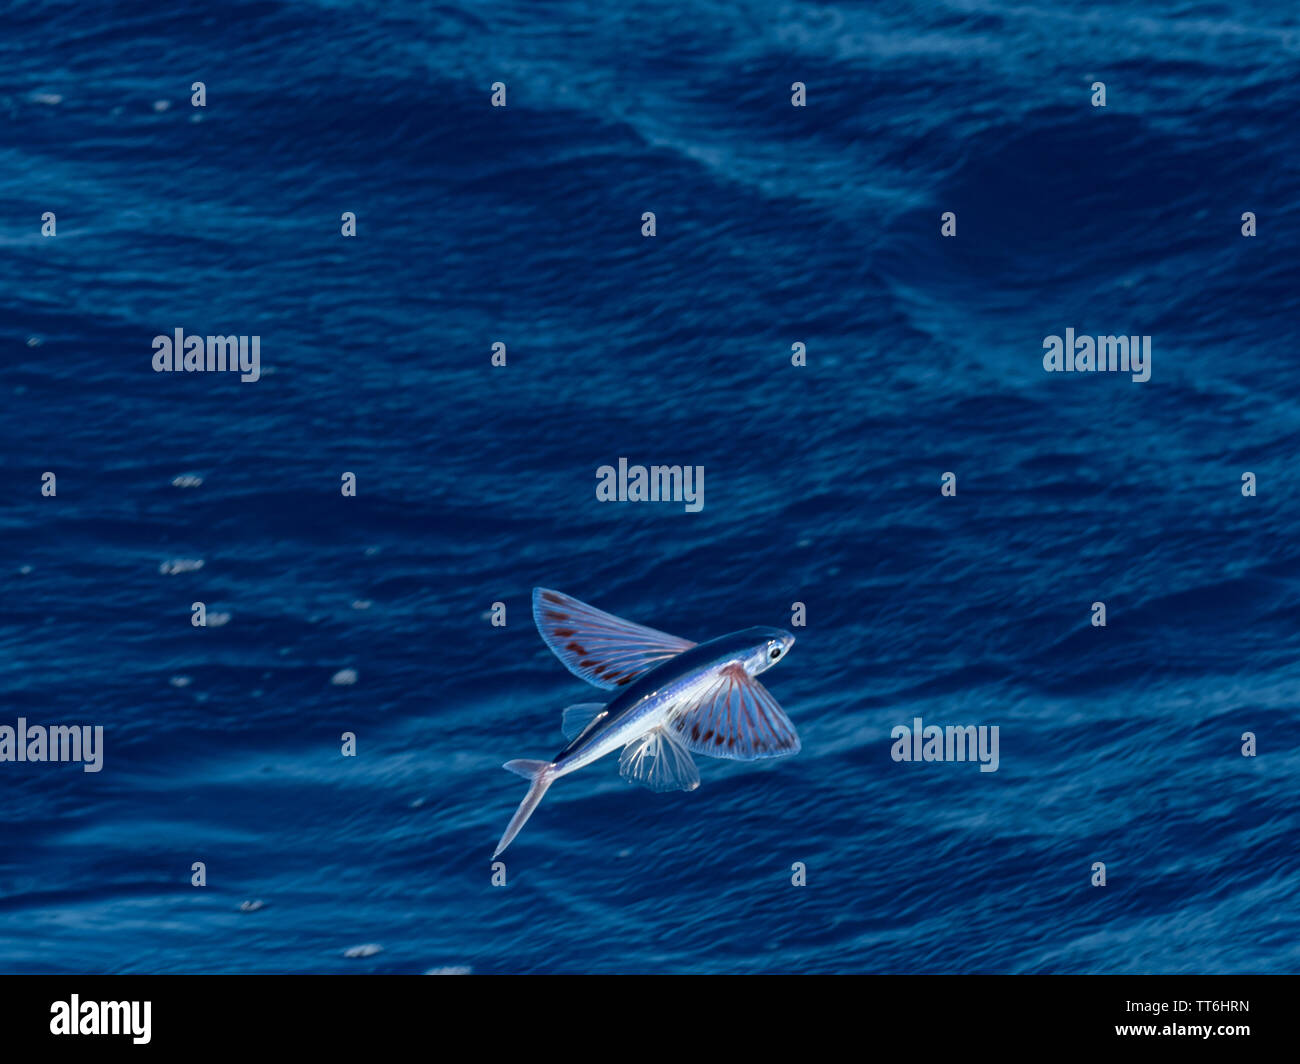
[533,588,696,690]
[667,664,801,760]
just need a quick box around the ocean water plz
[2,0,1299,974]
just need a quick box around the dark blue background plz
[2,0,1298,973]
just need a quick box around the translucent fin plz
[560,702,608,741]
[667,664,801,761]
[533,588,696,690]
[503,758,550,779]
[618,728,700,792]
[495,760,554,857]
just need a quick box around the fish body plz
[551,628,793,773]
[493,590,801,857]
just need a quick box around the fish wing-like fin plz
[618,728,700,792]
[533,588,696,690]
[668,664,801,761]
[560,702,608,741]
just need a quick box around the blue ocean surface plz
[2,0,1299,974]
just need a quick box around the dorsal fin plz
[560,702,608,741]
[532,589,696,690]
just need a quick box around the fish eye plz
[769,645,781,660]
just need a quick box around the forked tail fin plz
[493,759,554,858]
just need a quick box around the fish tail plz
[493,759,554,858]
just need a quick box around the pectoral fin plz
[667,664,801,761]
[533,588,696,690]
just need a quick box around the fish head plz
[740,626,795,675]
